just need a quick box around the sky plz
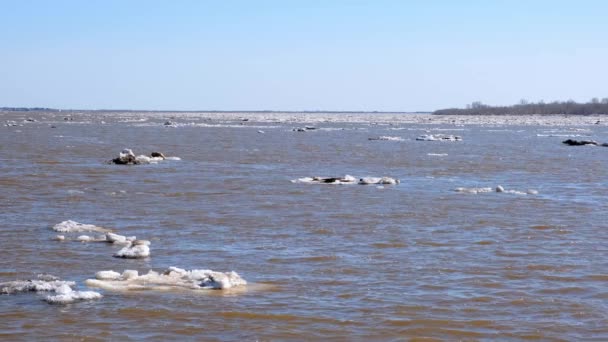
[1,0,607,111]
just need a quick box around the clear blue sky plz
[1,0,607,111]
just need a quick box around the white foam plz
[52,220,111,233]
[86,267,247,292]
[427,153,448,157]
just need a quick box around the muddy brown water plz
[1,112,607,340]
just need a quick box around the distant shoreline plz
[2,110,605,127]
[0,107,430,114]
[434,99,608,115]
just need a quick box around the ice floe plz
[86,267,247,291]
[358,177,400,185]
[454,187,493,194]
[292,175,358,184]
[416,134,462,141]
[454,186,538,195]
[368,136,404,141]
[0,274,101,304]
[292,126,317,132]
[1,274,74,294]
[105,232,136,245]
[52,220,111,233]
[292,175,399,185]
[110,149,181,165]
[113,240,151,259]
[44,284,103,304]
[51,221,150,257]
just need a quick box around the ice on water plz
[1,274,101,304]
[113,240,151,259]
[52,220,111,233]
[87,267,247,291]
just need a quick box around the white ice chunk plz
[86,267,247,292]
[44,284,102,304]
[368,136,404,141]
[359,177,400,185]
[52,220,111,233]
[416,134,462,141]
[105,232,135,244]
[0,275,75,295]
[113,240,150,258]
[95,270,122,280]
[454,187,493,194]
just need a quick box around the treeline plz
[434,98,608,115]
[1,107,57,112]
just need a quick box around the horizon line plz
[0,107,432,114]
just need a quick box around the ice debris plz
[292,175,399,185]
[52,220,111,233]
[113,240,151,259]
[1,274,74,294]
[110,149,180,165]
[358,177,400,185]
[368,136,404,141]
[86,267,247,291]
[0,274,101,304]
[292,175,357,184]
[454,186,538,195]
[416,134,462,141]
[44,284,102,304]
[292,126,317,132]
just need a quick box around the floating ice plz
[77,235,92,242]
[368,136,404,141]
[454,187,493,194]
[291,175,358,184]
[44,284,102,304]
[358,177,400,185]
[52,220,111,233]
[95,270,121,280]
[416,134,462,141]
[105,232,136,244]
[292,126,317,132]
[0,274,99,304]
[111,149,181,164]
[0,274,74,295]
[292,175,399,185]
[113,240,151,259]
[134,155,164,164]
[86,267,247,291]
[455,186,538,195]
